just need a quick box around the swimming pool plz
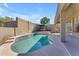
[11,34,53,54]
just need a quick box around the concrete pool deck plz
[0,38,17,56]
[18,33,79,56]
[0,33,79,56]
[18,34,69,56]
[64,35,79,56]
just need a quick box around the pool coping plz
[10,33,33,39]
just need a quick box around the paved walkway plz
[50,34,79,56]
[64,35,79,56]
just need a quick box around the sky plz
[0,3,57,24]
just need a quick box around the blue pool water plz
[11,34,53,54]
[28,35,50,53]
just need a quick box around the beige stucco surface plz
[0,18,36,44]
[16,18,36,35]
[55,3,79,23]
[0,18,36,55]
[54,3,79,33]
[0,27,14,45]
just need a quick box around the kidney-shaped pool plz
[11,34,53,54]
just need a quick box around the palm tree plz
[40,17,50,31]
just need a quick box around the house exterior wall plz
[54,3,79,33]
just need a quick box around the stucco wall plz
[64,4,79,20]
[29,22,36,33]
[52,23,73,33]
[16,18,36,35]
[52,24,60,33]
[15,18,29,35]
[0,27,14,45]
[55,4,79,23]
[0,18,36,45]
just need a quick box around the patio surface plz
[18,33,79,56]
[18,34,69,56]
[64,35,79,56]
[0,33,79,56]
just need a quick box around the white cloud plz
[12,13,27,19]
[0,7,6,16]
[29,14,40,20]
[0,7,40,21]
[10,13,42,24]
[4,3,8,8]
[12,13,40,20]
[0,6,43,24]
